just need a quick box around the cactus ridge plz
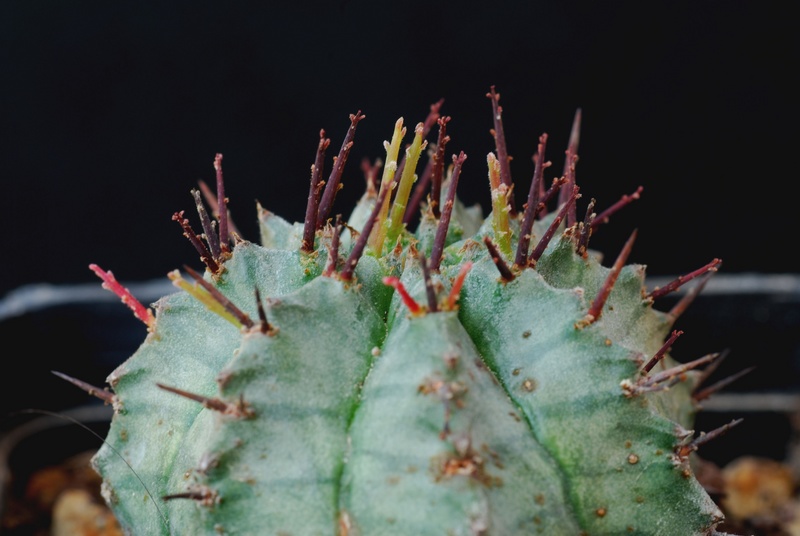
[70,88,743,535]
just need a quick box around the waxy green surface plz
[91,103,729,534]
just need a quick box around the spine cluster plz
[56,88,746,535]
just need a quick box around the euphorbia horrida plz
[58,87,745,535]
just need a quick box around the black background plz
[2,1,796,301]
[1,2,799,490]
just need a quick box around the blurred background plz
[2,1,795,297]
[3,1,798,412]
[3,0,798,450]
[0,2,798,533]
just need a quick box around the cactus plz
[58,87,746,535]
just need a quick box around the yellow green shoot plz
[386,122,427,246]
[168,270,244,328]
[368,118,406,254]
[487,152,512,256]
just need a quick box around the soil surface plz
[1,450,121,536]
[2,449,800,535]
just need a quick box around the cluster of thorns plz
[56,86,748,487]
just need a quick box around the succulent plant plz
[58,87,746,535]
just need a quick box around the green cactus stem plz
[56,87,749,535]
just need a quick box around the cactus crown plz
[59,87,744,535]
